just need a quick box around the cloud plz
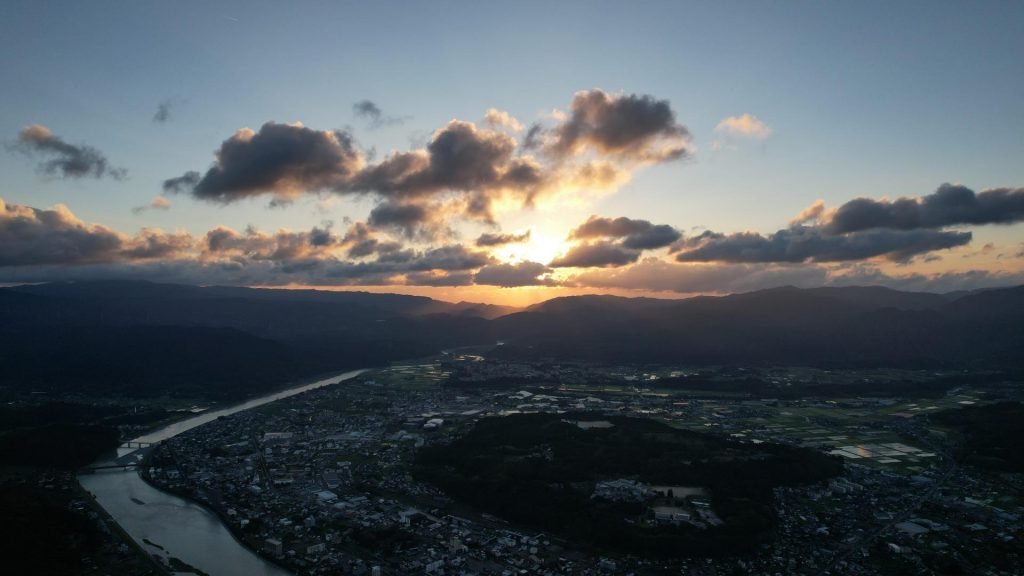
[522,123,544,150]
[308,222,337,247]
[0,197,125,265]
[353,100,409,129]
[544,89,692,163]
[367,201,436,238]
[570,257,1024,295]
[165,90,696,233]
[824,183,1024,233]
[168,118,548,222]
[120,228,193,259]
[162,171,201,194]
[621,225,683,250]
[476,230,531,247]
[202,224,345,262]
[674,226,972,264]
[0,197,189,266]
[549,241,642,268]
[350,120,535,197]
[408,244,493,272]
[13,124,126,180]
[788,199,826,227]
[828,265,1024,294]
[347,120,552,223]
[570,215,653,238]
[353,100,382,121]
[164,122,365,203]
[715,114,772,140]
[404,271,475,287]
[132,196,172,215]
[483,108,524,132]
[339,222,402,259]
[474,261,554,287]
[570,259,828,294]
[569,215,681,249]
[153,99,179,123]
[3,195,1018,296]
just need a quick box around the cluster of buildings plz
[139,359,1022,575]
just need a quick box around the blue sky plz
[1,1,1022,303]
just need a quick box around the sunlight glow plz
[493,231,567,265]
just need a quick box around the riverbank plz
[123,367,376,445]
[77,368,369,576]
[77,482,173,575]
[138,455,297,575]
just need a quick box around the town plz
[139,355,1023,575]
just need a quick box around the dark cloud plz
[353,100,382,121]
[0,197,193,266]
[622,225,683,250]
[825,183,1024,233]
[202,223,342,262]
[353,100,408,129]
[545,89,691,163]
[674,226,972,264]
[120,229,193,259]
[522,123,544,150]
[308,222,338,247]
[13,124,126,180]
[476,230,531,247]
[154,100,173,123]
[367,201,432,237]
[569,215,681,250]
[339,222,398,259]
[408,245,493,272]
[0,197,125,265]
[165,122,364,203]
[164,91,697,236]
[570,215,651,238]
[474,261,553,287]
[549,242,641,268]
[168,119,552,225]
[162,171,201,194]
[350,121,536,198]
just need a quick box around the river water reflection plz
[78,369,367,576]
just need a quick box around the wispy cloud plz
[353,100,410,129]
[132,196,172,215]
[12,124,126,180]
[715,113,773,140]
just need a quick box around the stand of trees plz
[415,413,841,556]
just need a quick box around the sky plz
[1,1,1023,305]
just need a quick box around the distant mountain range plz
[1,281,1021,398]
[494,285,1024,367]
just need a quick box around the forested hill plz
[493,285,1024,367]
[1,281,1022,399]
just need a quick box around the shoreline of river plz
[136,463,296,576]
[78,367,371,576]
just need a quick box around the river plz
[78,369,368,576]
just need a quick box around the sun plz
[493,231,568,265]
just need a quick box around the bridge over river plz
[80,441,155,473]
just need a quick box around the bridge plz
[121,441,153,449]
[79,441,157,473]
[81,462,140,472]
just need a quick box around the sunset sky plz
[2,1,1023,305]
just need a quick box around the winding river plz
[78,369,368,576]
